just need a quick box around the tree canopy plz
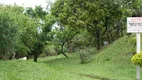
[0,5,55,61]
[51,0,138,49]
[0,5,19,59]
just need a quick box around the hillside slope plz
[92,36,136,80]
[0,36,139,80]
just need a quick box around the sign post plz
[136,33,141,80]
[127,17,142,80]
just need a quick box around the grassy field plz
[0,36,140,80]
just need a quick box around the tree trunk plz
[62,52,68,59]
[116,26,120,39]
[61,43,68,58]
[33,54,38,62]
[97,38,101,50]
[96,32,101,50]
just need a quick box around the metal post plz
[136,33,141,80]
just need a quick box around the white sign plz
[127,17,142,80]
[127,17,142,33]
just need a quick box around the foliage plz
[51,0,137,50]
[52,26,78,58]
[0,5,40,60]
[0,5,20,59]
[70,30,93,50]
[43,45,57,56]
[126,35,142,53]
[15,14,37,58]
[14,42,30,58]
[79,47,97,64]
[24,6,55,62]
[24,5,47,19]
[131,52,142,66]
[0,4,55,61]
[132,0,142,17]
[79,49,92,64]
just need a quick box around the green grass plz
[0,36,140,80]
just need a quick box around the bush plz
[79,49,92,64]
[87,47,98,55]
[15,43,30,58]
[131,52,142,66]
[43,45,57,56]
[0,8,18,60]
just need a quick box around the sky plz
[0,0,56,8]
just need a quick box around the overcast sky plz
[0,0,55,8]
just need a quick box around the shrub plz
[87,48,98,55]
[131,52,142,66]
[79,49,92,64]
[43,45,57,56]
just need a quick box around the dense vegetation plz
[0,0,142,61]
[0,0,142,79]
[51,0,139,50]
[0,5,55,61]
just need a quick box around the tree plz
[15,14,37,58]
[51,0,136,50]
[132,0,142,17]
[0,5,21,60]
[24,6,55,62]
[52,26,78,58]
[0,5,55,61]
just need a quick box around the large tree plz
[51,0,136,49]
[24,6,55,62]
[0,5,24,60]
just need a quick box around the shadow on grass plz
[38,56,77,65]
[79,74,111,80]
[39,57,66,64]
